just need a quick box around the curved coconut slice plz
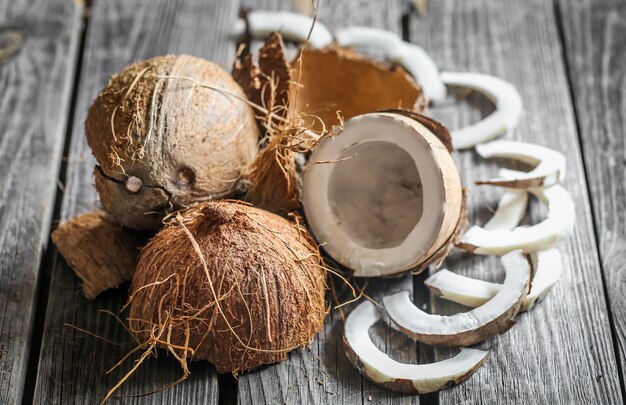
[384,250,530,346]
[234,11,333,48]
[484,189,529,231]
[426,249,562,312]
[335,27,446,102]
[302,112,463,277]
[458,185,575,255]
[440,72,523,150]
[475,140,566,188]
[344,300,488,394]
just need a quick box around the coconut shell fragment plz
[52,210,148,299]
[86,55,259,230]
[129,201,327,374]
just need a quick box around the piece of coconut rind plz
[343,300,488,394]
[475,140,567,188]
[233,11,333,48]
[441,72,523,150]
[458,185,575,255]
[483,189,529,231]
[426,249,562,312]
[384,250,530,346]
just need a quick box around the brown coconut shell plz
[129,201,327,374]
[52,210,148,299]
[86,55,259,230]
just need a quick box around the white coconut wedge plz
[233,11,333,48]
[344,300,488,394]
[335,27,446,103]
[458,185,575,255]
[426,249,562,311]
[484,189,529,231]
[475,140,567,188]
[383,250,531,346]
[302,112,464,277]
[440,72,523,150]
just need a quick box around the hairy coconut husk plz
[128,201,327,374]
[51,210,148,299]
[86,55,259,230]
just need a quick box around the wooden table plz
[1,0,624,403]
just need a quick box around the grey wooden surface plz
[0,0,82,403]
[0,0,624,403]
[558,0,626,393]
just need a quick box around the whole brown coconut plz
[128,201,327,374]
[87,55,259,230]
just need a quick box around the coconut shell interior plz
[291,47,427,131]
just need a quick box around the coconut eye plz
[176,167,195,186]
[125,176,142,193]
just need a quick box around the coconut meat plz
[440,72,523,150]
[426,249,562,312]
[344,300,488,394]
[383,250,530,345]
[475,140,566,188]
[303,113,455,276]
[234,11,333,48]
[484,189,529,231]
[458,185,575,255]
[335,26,446,103]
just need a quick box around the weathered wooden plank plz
[236,1,421,404]
[411,1,623,403]
[0,0,82,402]
[558,0,626,391]
[32,0,241,403]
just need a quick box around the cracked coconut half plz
[302,111,465,277]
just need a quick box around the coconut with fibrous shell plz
[87,55,259,230]
[127,201,327,376]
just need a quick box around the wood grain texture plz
[558,0,626,391]
[32,0,240,403]
[237,1,421,404]
[0,0,81,403]
[411,0,623,403]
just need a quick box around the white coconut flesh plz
[458,185,575,255]
[302,112,462,277]
[344,300,488,394]
[484,189,529,231]
[475,140,566,188]
[426,249,562,312]
[233,11,333,48]
[440,72,523,150]
[335,26,446,103]
[383,250,530,346]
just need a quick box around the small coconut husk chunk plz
[383,250,530,346]
[302,112,464,277]
[426,249,562,312]
[51,210,147,299]
[292,47,427,131]
[86,55,259,230]
[343,300,488,394]
[441,72,523,150]
[129,201,327,374]
[475,140,566,188]
[458,185,575,255]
